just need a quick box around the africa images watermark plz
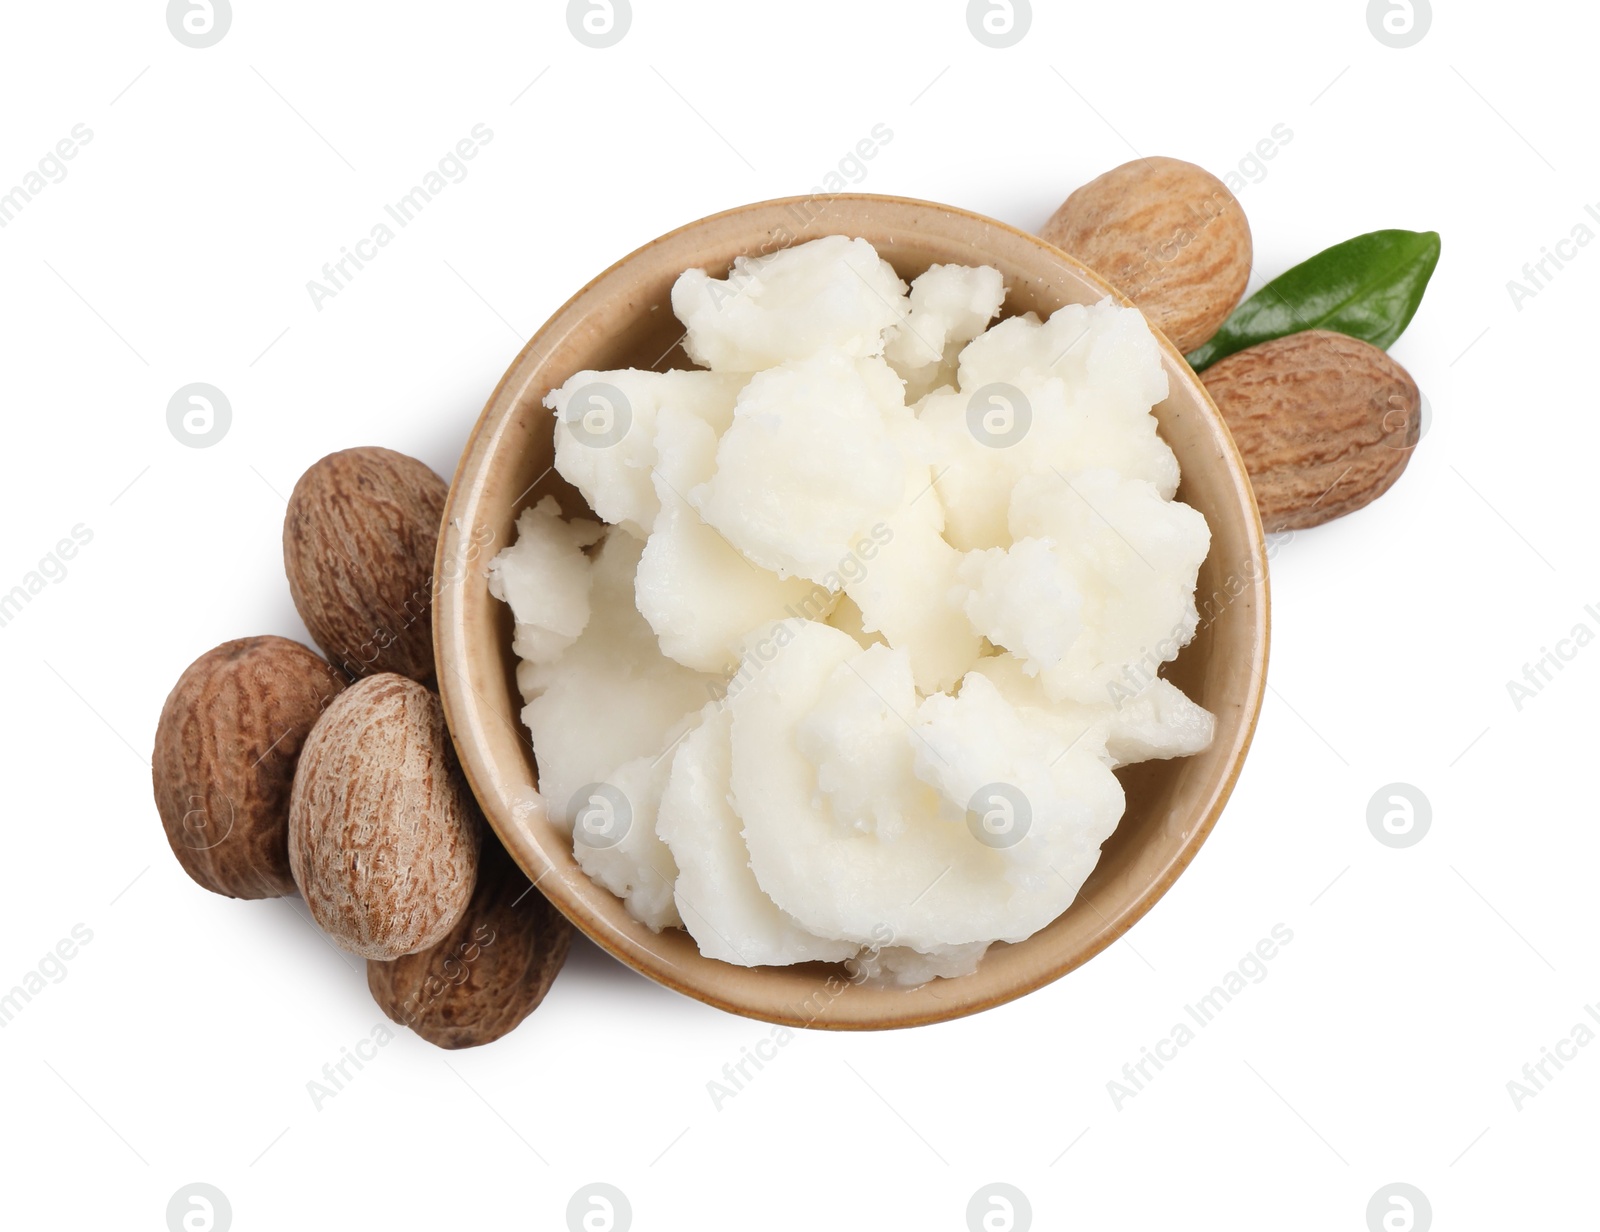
[304,1022,399,1111]
[1504,1001,1600,1112]
[700,122,895,309]
[704,1025,801,1112]
[1106,924,1294,1110]
[1505,202,1600,312]
[305,123,496,311]
[325,519,497,679]
[705,924,898,1111]
[1503,600,1600,711]
[303,929,499,1110]
[385,921,500,1031]
[1221,124,1294,196]
[0,924,94,1028]
[166,1182,232,1232]
[566,1182,632,1232]
[0,525,94,633]
[1114,182,1245,308]
[0,123,94,230]
[1101,533,1282,708]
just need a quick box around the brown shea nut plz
[367,842,573,1049]
[152,636,346,899]
[1040,156,1253,353]
[288,673,481,959]
[1201,330,1422,532]
[283,446,447,686]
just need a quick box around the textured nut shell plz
[152,637,346,899]
[1201,330,1421,531]
[367,842,573,1049]
[289,674,481,959]
[283,447,447,686]
[1041,157,1252,354]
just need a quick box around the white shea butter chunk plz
[1099,676,1216,766]
[909,672,1126,940]
[970,654,1211,769]
[885,263,1006,396]
[514,658,543,708]
[919,302,1179,551]
[843,445,982,694]
[1008,470,1210,704]
[572,750,683,932]
[964,654,1111,763]
[672,235,909,371]
[657,704,857,966]
[854,941,992,987]
[823,593,886,649]
[548,368,747,538]
[487,497,603,666]
[522,531,720,834]
[732,622,1121,950]
[957,538,1084,672]
[958,300,1169,417]
[795,643,928,842]
[637,404,820,671]
[692,351,909,584]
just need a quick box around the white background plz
[0,1,1592,1228]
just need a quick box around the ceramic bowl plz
[434,194,1269,1029]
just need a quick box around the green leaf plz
[1185,229,1441,371]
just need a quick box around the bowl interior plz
[435,194,1269,1029]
